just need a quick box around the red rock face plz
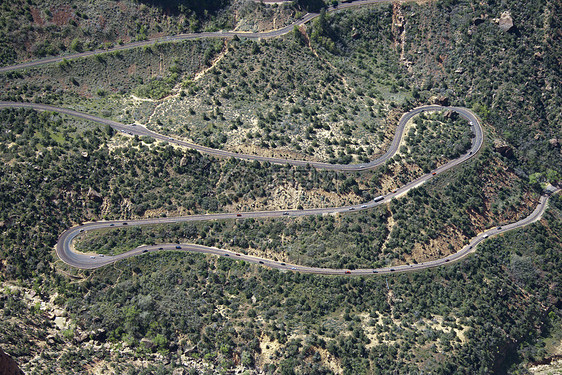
[0,347,24,375]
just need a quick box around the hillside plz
[0,0,302,66]
[0,0,561,374]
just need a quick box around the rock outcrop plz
[494,11,514,32]
[494,139,514,158]
[86,187,102,202]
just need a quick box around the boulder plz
[473,16,486,26]
[444,110,459,120]
[87,187,102,202]
[496,11,514,32]
[141,337,155,350]
[494,139,514,158]
[430,95,449,106]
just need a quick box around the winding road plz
[0,0,393,74]
[1,101,557,274]
[1,0,558,274]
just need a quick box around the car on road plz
[345,271,351,274]
[224,254,229,256]
[432,172,437,175]
[361,205,367,208]
[175,245,181,249]
[90,256,96,259]
[291,267,296,270]
[497,226,502,230]
[142,249,148,253]
[79,229,84,232]
[236,214,242,217]
[392,190,397,193]
[158,247,163,250]
[99,254,104,257]
[373,196,384,202]
[283,212,289,215]
[109,223,114,226]
[373,270,378,273]
[348,207,355,211]
[123,222,128,225]
[445,259,449,262]
[258,261,264,264]
[281,262,286,266]
[483,234,489,238]
[390,268,395,272]
[236,253,241,256]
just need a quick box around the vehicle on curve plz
[373,196,384,202]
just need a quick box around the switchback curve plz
[1,102,557,274]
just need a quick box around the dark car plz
[142,249,148,253]
[175,245,181,249]
[258,261,264,264]
[123,222,128,225]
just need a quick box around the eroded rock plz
[494,139,514,158]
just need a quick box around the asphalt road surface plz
[1,0,558,274]
[1,101,555,274]
[0,0,412,74]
